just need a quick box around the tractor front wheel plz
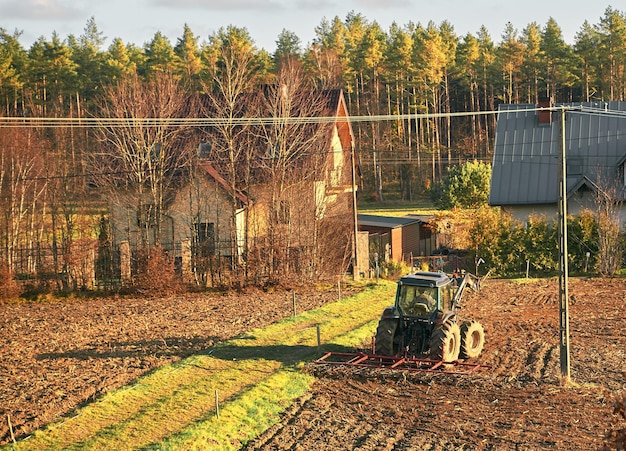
[429,322,461,362]
[375,318,399,356]
[459,321,485,359]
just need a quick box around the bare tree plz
[93,71,194,248]
[304,44,344,89]
[255,58,339,280]
[0,127,47,274]
[593,169,623,276]
[200,41,258,278]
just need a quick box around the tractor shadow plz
[36,337,357,365]
[36,336,221,361]
[204,342,356,364]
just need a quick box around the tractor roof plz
[398,272,451,288]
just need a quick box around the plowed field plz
[0,287,349,446]
[1,278,625,450]
[247,278,626,450]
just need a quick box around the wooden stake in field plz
[215,390,220,419]
[7,414,16,443]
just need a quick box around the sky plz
[0,0,617,52]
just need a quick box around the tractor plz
[374,271,485,362]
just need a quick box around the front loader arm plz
[452,273,480,309]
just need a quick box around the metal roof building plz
[489,102,626,221]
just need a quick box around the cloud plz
[352,0,411,7]
[148,0,285,11]
[0,0,82,20]
[293,0,335,9]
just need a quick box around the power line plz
[0,105,624,141]
[0,105,573,128]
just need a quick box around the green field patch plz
[148,368,315,450]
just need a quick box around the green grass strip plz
[145,367,315,450]
[227,281,396,350]
[8,281,396,450]
[21,359,281,451]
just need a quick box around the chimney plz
[538,100,551,125]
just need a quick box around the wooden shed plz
[357,214,436,265]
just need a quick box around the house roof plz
[358,214,424,229]
[489,102,626,206]
[197,161,248,205]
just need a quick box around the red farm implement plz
[314,351,489,375]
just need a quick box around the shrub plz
[463,208,609,278]
[133,246,182,296]
[522,214,558,274]
[0,264,21,301]
[432,160,492,209]
[568,210,598,273]
[380,260,411,280]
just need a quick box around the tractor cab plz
[396,272,456,318]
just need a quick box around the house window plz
[195,222,215,256]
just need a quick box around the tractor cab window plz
[398,285,438,316]
[440,282,455,310]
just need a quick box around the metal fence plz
[1,239,239,291]
[0,241,117,290]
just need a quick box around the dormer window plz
[567,158,583,176]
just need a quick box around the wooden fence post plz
[120,241,131,286]
[181,239,192,283]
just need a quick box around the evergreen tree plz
[0,28,26,114]
[26,33,77,115]
[574,21,600,101]
[497,22,525,103]
[174,24,202,87]
[456,33,481,156]
[476,26,496,155]
[143,31,175,76]
[68,17,107,112]
[384,22,413,149]
[105,38,140,80]
[540,18,577,102]
[274,28,302,65]
[596,7,626,100]
[521,22,542,103]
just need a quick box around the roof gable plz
[197,161,248,205]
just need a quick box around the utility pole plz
[350,142,360,281]
[558,106,571,381]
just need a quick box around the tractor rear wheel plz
[429,322,461,362]
[375,318,399,356]
[459,321,485,359]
